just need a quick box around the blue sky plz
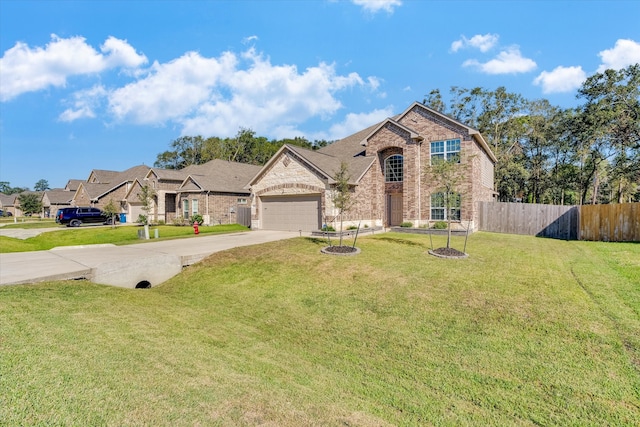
[1,0,639,189]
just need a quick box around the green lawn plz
[1,232,638,426]
[0,223,249,253]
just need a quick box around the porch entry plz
[387,193,403,226]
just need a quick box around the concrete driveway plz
[0,230,301,288]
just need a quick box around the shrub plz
[400,222,413,228]
[321,225,336,232]
[432,221,448,229]
[364,224,369,228]
[172,216,188,226]
[137,214,147,224]
[192,214,203,225]
[347,225,358,230]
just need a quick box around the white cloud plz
[463,47,536,74]
[108,51,236,124]
[533,66,587,94]
[597,39,640,72]
[352,0,402,14]
[101,36,148,69]
[451,34,499,53]
[319,107,394,141]
[108,47,376,137]
[242,35,259,44]
[0,34,147,101]
[58,85,108,122]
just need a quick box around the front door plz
[387,193,403,226]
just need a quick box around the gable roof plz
[178,159,262,193]
[65,179,85,191]
[359,118,423,146]
[0,192,17,207]
[146,168,188,181]
[44,189,74,205]
[76,182,126,201]
[398,102,498,163]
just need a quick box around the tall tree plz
[577,64,640,203]
[34,179,50,191]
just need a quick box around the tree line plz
[425,64,639,205]
[155,65,639,205]
[154,128,329,170]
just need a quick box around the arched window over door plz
[384,154,403,182]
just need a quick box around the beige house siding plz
[251,152,328,229]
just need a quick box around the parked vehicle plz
[55,207,118,227]
[0,209,13,217]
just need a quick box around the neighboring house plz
[71,165,151,222]
[140,159,261,225]
[176,160,261,225]
[138,168,188,224]
[0,193,17,216]
[247,102,497,232]
[41,189,74,217]
[9,191,43,217]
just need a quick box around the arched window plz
[384,154,403,182]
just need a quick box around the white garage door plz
[261,195,321,231]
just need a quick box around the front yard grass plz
[0,223,248,253]
[1,232,638,426]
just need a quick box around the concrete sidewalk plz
[0,230,301,288]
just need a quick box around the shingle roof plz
[0,193,17,207]
[65,179,85,191]
[80,183,122,200]
[44,189,74,204]
[179,159,262,193]
[148,168,188,181]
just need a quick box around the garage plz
[261,195,321,231]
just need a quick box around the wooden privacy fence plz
[478,202,639,242]
[478,202,578,240]
[579,203,639,242]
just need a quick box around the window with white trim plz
[384,154,403,182]
[431,139,461,163]
[183,199,189,219]
[237,198,248,205]
[192,199,198,215]
[431,192,461,220]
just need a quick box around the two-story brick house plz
[247,102,497,231]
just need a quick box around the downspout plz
[206,191,210,224]
[417,140,421,225]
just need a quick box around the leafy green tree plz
[34,179,50,191]
[0,182,29,194]
[102,199,119,228]
[17,193,42,216]
[331,161,355,247]
[577,64,640,203]
[423,89,446,112]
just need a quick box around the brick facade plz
[250,102,496,231]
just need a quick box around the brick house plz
[174,160,261,225]
[138,159,261,225]
[41,189,74,217]
[247,102,497,231]
[72,165,151,222]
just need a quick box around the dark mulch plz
[324,245,359,254]
[431,247,467,257]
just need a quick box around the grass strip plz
[1,232,638,425]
